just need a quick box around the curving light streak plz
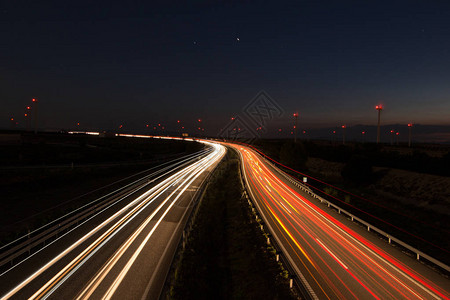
[1,140,225,300]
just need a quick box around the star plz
[236,37,240,42]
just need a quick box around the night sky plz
[1,1,450,138]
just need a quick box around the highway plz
[0,139,226,300]
[230,143,450,300]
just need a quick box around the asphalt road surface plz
[0,139,226,300]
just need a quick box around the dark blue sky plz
[1,1,450,135]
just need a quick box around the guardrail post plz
[367,226,370,232]
[267,237,270,245]
[417,253,420,260]
[289,277,294,289]
[276,253,280,262]
[351,216,354,221]
[388,237,391,244]
[338,209,341,214]
[260,224,264,231]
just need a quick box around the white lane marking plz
[316,238,348,270]
[279,202,292,214]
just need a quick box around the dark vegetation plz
[252,139,450,265]
[166,150,294,300]
[0,132,203,245]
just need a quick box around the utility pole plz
[375,105,383,144]
[293,112,298,143]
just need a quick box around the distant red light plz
[342,125,346,129]
[375,104,383,110]
[177,120,180,123]
[198,119,202,122]
[408,123,413,127]
[32,98,36,102]
[396,132,399,135]
[24,113,28,117]
[26,106,31,110]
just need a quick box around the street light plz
[177,120,182,136]
[408,123,413,147]
[198,119,202,136]
[25,106,31,131]
[375,104,383,144]
[396,132,400,145]
[32,98,38,134]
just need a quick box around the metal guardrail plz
[264,158,450,274]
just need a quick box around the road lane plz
[231,144,449,300]
[1,140,226,300]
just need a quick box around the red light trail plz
[228,143,449,299]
